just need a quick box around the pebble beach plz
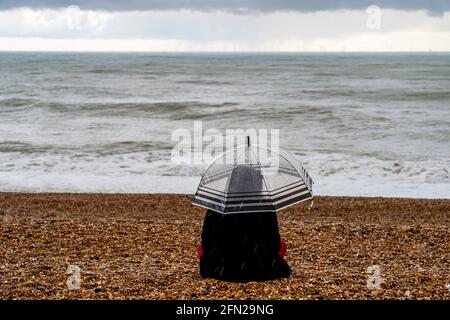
[0,193,449,300]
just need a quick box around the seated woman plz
[198,209,291,282]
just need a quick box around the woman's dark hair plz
[200,209,291,282]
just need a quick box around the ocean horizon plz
[0,52,449,198]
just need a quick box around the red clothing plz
[279,240,287,258]
[197,242,204,258]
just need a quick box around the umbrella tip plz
[247,136,251,147]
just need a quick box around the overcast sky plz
[0,0,449,51]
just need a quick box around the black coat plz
[200,209,291,282]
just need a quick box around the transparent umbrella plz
[192,137,313,214]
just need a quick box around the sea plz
[0,52,449,198]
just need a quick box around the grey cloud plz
[0,0,448,14]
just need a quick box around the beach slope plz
[0,193,449,299]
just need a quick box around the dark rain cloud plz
[0,0,448,14]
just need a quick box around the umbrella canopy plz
[192,138,313,214]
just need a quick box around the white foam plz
[0,171,448,199]
[0,171,201,194]
[0,150,448,198]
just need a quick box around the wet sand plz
[0,193,449,300]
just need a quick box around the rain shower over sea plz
[0,52,449,198]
